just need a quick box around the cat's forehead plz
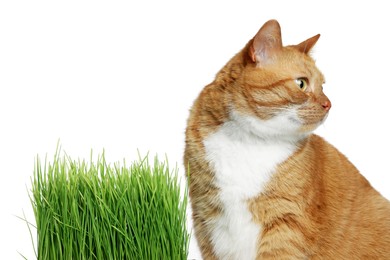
[282,47,324,82]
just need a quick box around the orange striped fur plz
[184,20,390,259]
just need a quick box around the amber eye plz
[295,78,308,91]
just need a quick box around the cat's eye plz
[295,78,308,91]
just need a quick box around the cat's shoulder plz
[306,134,340,154]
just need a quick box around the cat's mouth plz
[298,110,330,133]
[282,102,330,133]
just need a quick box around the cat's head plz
[229,20,330,139]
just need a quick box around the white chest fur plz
[203,113,299,260]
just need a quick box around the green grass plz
[29,149,190,260]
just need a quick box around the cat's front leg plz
[249,196,314,260]
[258,250,309,260]
[256,220,312,260]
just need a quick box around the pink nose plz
[322,100,331,111]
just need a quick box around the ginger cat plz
[184,19,390,259]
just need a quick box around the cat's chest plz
[203,122,298,259]
[204,126,297,199]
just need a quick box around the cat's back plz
[304,135,390,259]
[250,134,390,259]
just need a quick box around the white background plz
[1,1,390,259]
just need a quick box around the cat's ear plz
[249,19,283,65]
[294,34,321,54]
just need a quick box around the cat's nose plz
[322,100,331,111]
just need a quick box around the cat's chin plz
[299,123,322,135]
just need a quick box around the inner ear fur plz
[249,19,283,65]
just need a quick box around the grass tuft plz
[30,149,190,259]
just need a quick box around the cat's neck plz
[223,109,308,145]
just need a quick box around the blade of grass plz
[27,147,190,259]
